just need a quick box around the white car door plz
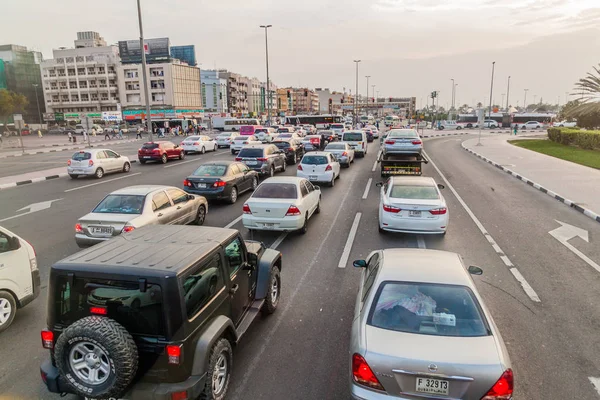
[95,151,112,172]
[104,150,122,172]
[0,229,31,302]
[303,180,320,216]
[330,154,341,177]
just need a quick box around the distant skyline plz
[3,0,600,108]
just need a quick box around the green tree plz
[569,64,600,118]
[562,99,600,128]
[0,89,28,134]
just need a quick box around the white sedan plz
[216,132,240,148]
[242,176,321,234]
[519,121,544,129]
[296,152,340,187]
[181,135,217,154]
[553,120,577,128]
[230,135,260,154]
[378,176,448,234]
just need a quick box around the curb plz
[0,160,138,191]
[462,143,600,225]
[422,132,471,138]
[0,138,142,159]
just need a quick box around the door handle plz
[230,284,239,295]
[176,206,181,210]
[157,213,163,217]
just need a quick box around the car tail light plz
[166,344,182,365]
[342,151,348,156]
[67,159,71,166]
[122,225,135,233]
[429,208,447,215]
[75,223,83,233]
[41,330,54,349]
[325,165,332,171]
[243,203,252,214]
[243,141,249,144]
[383,204,401,213]
[412,140,422,145]
[183,179,192,187]
[171,391,188,400]
[193,142,200,145]
[153,148,161,153]
[385,140,395,145]
[352,353,384,391]
[297,164,303,170]
[235,157,242,161]
[286,205,301,216]
[212,180,226,188]
[90,306,108,315]
[257,157,267,161]
[88,160,94,166]
[481,369,513,400]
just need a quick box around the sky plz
[4,0,600,108]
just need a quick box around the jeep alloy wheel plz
[69,341,110,385]
[212,353,228,394]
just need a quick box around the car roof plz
[111,185,173,195]
[72,149,112,155]
[345,130,365,134]
[388,129,418,135]
[261,176,305,184]
[377,249,472,287]
[303,151,330,156]
[390,176,436,186]
[200,160,235,166]
[52,225,239,277]
[145,141,172,145]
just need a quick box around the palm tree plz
[569,64,600,116]
[476,102,483,108]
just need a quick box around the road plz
[0,132,599,399]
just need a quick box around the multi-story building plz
[288,88,319,114]
[40,33,120,118]
[276,88,290,114]
[170,45,196,67]
[219,70,249,116]
[0,44,45,123]
[247,77,262,117]
[315,88,351,114]
[200,69,227,113]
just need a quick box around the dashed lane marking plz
[63,172,141,193]
[269,233,288,249]
[589,377,600,397]
[337,212,362,268]
[163,158,201,168]
[224,215,242,229]
[362,178,372,200]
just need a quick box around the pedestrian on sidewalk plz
[513,124,518,136]
[37,129,43,138]
[136,127,142,139]
[104,129,111,140]
[91,127,96,137]
[83,129,88,142]
[68,131,72,142]
[118,127,124,140]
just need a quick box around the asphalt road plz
[0,131,599,400]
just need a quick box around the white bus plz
[284,114,343,129]
[360,115,375,125]
[213,118,261,131]
[384,115,400,127]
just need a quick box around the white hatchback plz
[216,132,240,148]
[296,152,340,187]
[67,149,131,179]
[181,135,217,154]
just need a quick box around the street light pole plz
[506,75,511,111]
[32,83,42,127]
[488,61,495,120]
[260,25,272,124]
[450,79,455,111]
[524,89,529,111]
[365,75,371,118]
[137,0,153,142]
[353,60,361,126]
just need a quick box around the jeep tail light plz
[183,179,192,187]
[243,141,249,144]
[122,225,135,233]
[429,208,447,215]
[352,353,384,391]
[412,140,422,145]
[325,165,332,171]
[383,204,401,213]
[297,164,303,170]
[67,159,71,166]
[243,203,252,214]
[75,223,83,233]
[88,160,94,167]
[481,369,513,400]
[41,330,54,349]
[171,391,188,400]
[166,344,182,365]
[90,306,108,315]
[212,180,226,188]
[286,205,301,216]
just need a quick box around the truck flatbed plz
[378,152,428,177]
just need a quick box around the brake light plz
[235,157,242,161]
[429,208,447,215]
[383,204,401,213]
[481,369,513,399]
[153,148,161,153]
[352,353,384,391]
[88,160,94,166]
[193,142,200,145]
[75,223,83,233]
[412,140,422,145]
[325,165,332,171]
[212,180,227,188]
[297,164,303,170]
[122,225,135,233]
[41,330,54,349]
[243,203,252,214]
[67,159,71,166]
[286,205,301,216]
[183,179,192,187]
[166,344,182,365]
[90,306,108,315]
[342,151,348,156]
[171,391,188,400]
[243,141,249,144]
[385,140,395,144]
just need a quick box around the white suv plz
[519,121,543,129]
[439,121,462,130]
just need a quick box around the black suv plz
[235,144,286,177]
[40,225,282,400]
[272,139,305,165]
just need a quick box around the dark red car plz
[138,141,185,164]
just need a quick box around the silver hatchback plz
[383,129,423,155]
[67,149,131,179]
[350,249,512,400]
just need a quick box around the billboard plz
[102,111,123,121]
[119,38,170,64]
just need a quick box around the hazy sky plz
[4,0,600,108]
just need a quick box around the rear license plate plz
[73,169,84,173]
[90,226,113,235]
[143,156,151,159]
[416,377,449,395]
[309,175,318,180]
[399,142,411,146]
[246,161,257,165]
[409,210,421,217]
[263,223,275,229]
[197,183,207,188]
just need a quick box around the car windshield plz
[253,183,298,199]
[185,136,201,141]
[277,128,290,133]
[369,282,488,337]
[390,185,439,199]
[331,124,344,129]
[302,155,328,165]
[142,143,159,149]
[272,141,290,149]
[238,148,265,158]
[326,144,346,150]
[93,194,145,214]
[388,130,418,138]
[192,164,227,176]
[278,133,292,138]
[255,129,268,134]
[343,133,363,141]
[218,134,231,139]
[71,151,91,160]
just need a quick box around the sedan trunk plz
[246,199,295,218]
[79,213,136,238]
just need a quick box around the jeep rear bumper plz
[40,359,206,400]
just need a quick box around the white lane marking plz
[338,212,362,268]
[163,158,201,169]
[224,215,242,229]
[362,178,372,200]
[589,377,600,396]
[371,159,378,172]
[270,233,288,249]
[424,151,541,303]
[417,235,426,249]
[64,173,141,193]
[211,150,230,156]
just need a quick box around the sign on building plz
[43,113,55,122]
[119,38,171,64]
[102,111,123,121]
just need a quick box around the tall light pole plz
[32,83,42,127]
[450,79,455,110]
[454,84,458,111]
[353,60,361,125]
[506,75,511,111]
[365,75,371,116]
[137,0,153,141]
[524,89,529,110]
[488,61,495,120]
[259,25,272,124]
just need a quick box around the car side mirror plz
[8,236,21,251]
[437,183,445,190]
[375,182,383,187]
[187,194,195,200]
[468,265,483,275]
[353,259,367,268]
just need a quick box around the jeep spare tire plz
[54,316,138,399]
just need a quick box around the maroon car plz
[138,141,185,164]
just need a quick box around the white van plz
[0,226,40,333]
[342,130,368,157]
[74,124,85,135]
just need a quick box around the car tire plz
[228,187,238,204]
[122,162,130,173]
[54,316,138,399]
[201,146,206,154]
[378,224,386,234]
[139,159,146,164]
[315,199,321,214]
[439,126,445,130]
[251,176,259,191]
[299,214,308,234]
[0,291,17,333]
[330,176,335,187]
[457,126,462,130]
[200,338,232,400]
[194,205,206,225]
[262,266,281,315]
[179,151,185,160]
[281,160,286,172]
[69,174,78,179]
[161,154,168,164]
[269,165,275,177]
[231,149,235,155]
[95,168,104,179]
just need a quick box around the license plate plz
[197,183,207,188]
[73,170,84,173]
[90,226,113,235]
[399,142,411,146]
[309,175,318,180]
[416,377,449,395]
[263,223,275,229]
[246,161,257,165]
[409,210,421,217]
[143,156,151,159]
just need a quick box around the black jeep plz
[40,225,282,400]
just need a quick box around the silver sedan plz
[350,249,512,400]
[383,129,423,155]
[324,142,355,167]
[75,185,208,247]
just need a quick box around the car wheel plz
[231,149,235,155]
[0,291,17,333]
[269,165,275,177]
[439,126,444,130]
[228,187,238,204]
[330,176,335,187]
[251,176,259,191]
[299,214,308,234]
[200,338,232,400]
[122,162,131,173]
[457,126,462,130]
[161,154,168,164]
[194,205,207,225]
[281,160,286,172]
[54,316,138,399]
[95,168,104,179]
[201,146,206,154]
[180,151,185,160]
[139,159,146,164]
[69,174,78,179]
[315,199,321,214]
[184,151,189,155]
[262,266,281,315]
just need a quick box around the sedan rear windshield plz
[326,144,346,150]
[272,142,290,149]
[331,124,344,129]
[238,148,265,158]
[277,128,291,133]
[388,130,418,138]
[253,183,297,199]
[72,152,92,160]
[302,155,328,165]
[368,282,488,337]
[343,133,363,141]
[254,129,269,134]
[390,185,439,200]
[142,143,159,149]
[192,164,227,177]
[93,194,145,214]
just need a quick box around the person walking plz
[104,128,111,140]
[513,123,518,135]
[118,127,124,140]
[136,127,143,139]
[67,131,72,143]
[37,129,43,138]
[82,129,88,143]
[91,127,97,137]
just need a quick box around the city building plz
[288,88,319,114]
[315,88,349,114]
[119,38,171,65]
[276,88,290,114]
[40,33,120,120]
[170,45,196,67]
[219,70,248,116]
[0,44,45,123]
[247,77,262,117]
[200,69,227,114]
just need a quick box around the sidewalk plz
[0,137,143,159]
[462,133,600,223]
